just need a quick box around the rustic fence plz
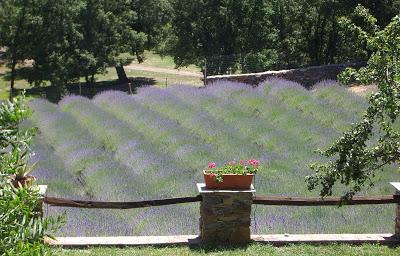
[43,194,400,208]
[39,182,400,245]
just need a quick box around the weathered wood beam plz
[44,194,400,209]
[44,195,202,209]
[253,195,400,206]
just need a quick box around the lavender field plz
[29,79,399,236]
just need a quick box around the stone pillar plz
[396,202,400,237]
[197,183,255,244]
[391,182,400,237]
[36,185,47,217]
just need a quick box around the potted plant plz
[2,137,37,188]
[203,159,260,189]
[10,162,37,188]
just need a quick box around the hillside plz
[29,79,399,236]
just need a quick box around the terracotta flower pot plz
[11,175,36,188]
[203,171,253,189]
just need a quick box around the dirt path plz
[124,64,203,77]
[348,84,377,97]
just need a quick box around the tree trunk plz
[9,0,29,101]
[9,60,17,100]
[90,74,96,96]
[85,75,90,86]
[115,64,129,83]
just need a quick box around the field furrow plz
[135,87,265,162]
[92,91,219,174]
[311,82,369,115]
[58,95,194,197]
[29,79,398,236]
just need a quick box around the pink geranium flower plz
[228,161,236,166]
[248,159,260,166]
[208,162,217,169]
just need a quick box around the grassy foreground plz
[54,244,400,256]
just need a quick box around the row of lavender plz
[30,79,398,236]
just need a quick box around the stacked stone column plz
[396,203,400,237]
[395,189,400,237]
[198,183,254,244]
[391,182,400,237]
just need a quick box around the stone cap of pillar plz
[391,182,400,193]
[38,185,47,197]
[197,183,255,194]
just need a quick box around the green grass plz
[0,64,31,100]
[53,244,400,256]
[99,67,203,87]
[133,50,200,72]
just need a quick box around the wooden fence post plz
[197,183,255,244]
[391,182,400,237]
[37,185,47,217]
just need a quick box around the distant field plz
[29,79,399,236]
[131,50,200,72]
[0,51,202,100]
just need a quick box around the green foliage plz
[0,0,40,98]
[0,185,64,255]
[75,0,147,80]
[0,94,37,178]
[166,0,279,74]
[0,93,31,144]
[130,0,173,51]
[26,0,148,92]
[0,94,63,255]
[2,0,400,87]
[307,7,400,199]
[166,0,400,74]
[0,0,168,99]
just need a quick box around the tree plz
[25,0,83,100]
[306,6,400,200]
[26,0,148,96]
[76,0,147,85]
[270,0,400,67]
[0,0,37,99]
[166,0,278,75]
[131,0,173,51]
[166,0,400,74]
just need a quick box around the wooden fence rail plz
[43,194,400,209]
[40,183,400,245]
[44,195,202,209]
[253,195,400,206]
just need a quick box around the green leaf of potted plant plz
[11,161,37,188]
[203,159,260,189]
[3,140,37,188]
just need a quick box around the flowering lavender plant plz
[204,159,260,182]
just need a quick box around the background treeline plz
[0,0,399,98]
[167,0,400,74]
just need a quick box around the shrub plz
[0,94,63,255]
[308,7,400,199]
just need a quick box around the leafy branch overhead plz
[307,6,400,200]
